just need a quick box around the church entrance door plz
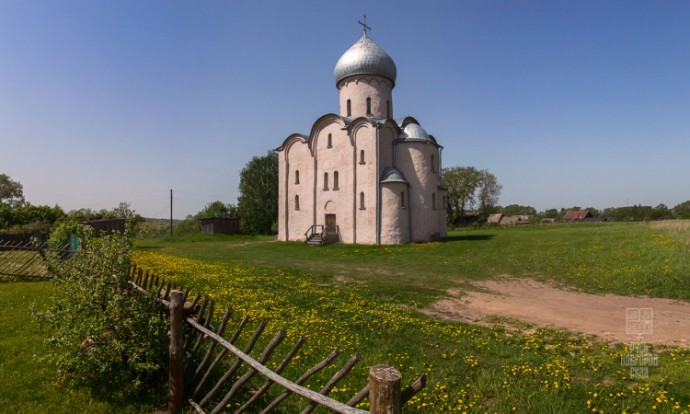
[325,214,336,233]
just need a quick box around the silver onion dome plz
[334,34,397,87]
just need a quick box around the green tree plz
[443,166,502,225]
[0,203,12,229]
[585,207,600,218]
[653,203,671,219]
[673,201,690,219]
[477,170,502,216]
[502,204,537,216]
[442,166,481,225]
[67,208,112,221]
[542,209,559,219]
[601,204,657,221]
[0,174,24,207]
[197,201,237,219]
[237,152,278,234]
[112,202,144,234]
[0,203,65,233]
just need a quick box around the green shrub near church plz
[33,224,168,398]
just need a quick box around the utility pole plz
[170,189,173,239]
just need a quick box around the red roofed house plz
[563,209,594,222]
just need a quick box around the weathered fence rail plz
[129,265,426,414]
[0,240,73,281]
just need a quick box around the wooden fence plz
[0,240,73,281]
[129,265,426,414]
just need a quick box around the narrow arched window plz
[387,100,391,117]
[327,133,332,148]
[366,97,372,115]
[333,171,339,190]
[359,192,365,210]
[324,172,329,190]
[401,191,406,208]
[359,149,365,164]
[432,192,437,210]
[295,170,300,184]
[295,195,300,211]
[347,99,351,117]
[431,154,436,173]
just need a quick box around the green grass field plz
[2,222,690,413]
[140,222,690,305]
[131,222,690,413]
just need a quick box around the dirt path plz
[422,277,690,348]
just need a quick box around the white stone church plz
[276,28,447,244]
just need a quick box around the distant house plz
[200,217,240,235]
[563,209,594,222]
[487,214,530,226]
[499,215,530,226]
[487,213,503,224]
[82,218,126,236]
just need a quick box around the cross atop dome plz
[333,21,397,87]
[358,14,371,36]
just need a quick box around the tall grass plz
[649,219,690,249]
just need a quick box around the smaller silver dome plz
[334,34,397,87]
[380,167,408,184]
[400,123,431,141]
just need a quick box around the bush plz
[172,215,201,236]
[34,224,169,397]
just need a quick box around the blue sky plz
[1,1,689,218]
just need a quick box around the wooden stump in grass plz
[369,364,401,414]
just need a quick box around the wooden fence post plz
[368,364,401,414]
[169,290,185,414]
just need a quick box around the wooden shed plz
[499,215,530,226]
[200,217,240,235]
[82,218,126,236]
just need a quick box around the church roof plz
[380,167,408,184]
[334,34,397,87]
[394,119,442,148]
[400,122,433,142]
